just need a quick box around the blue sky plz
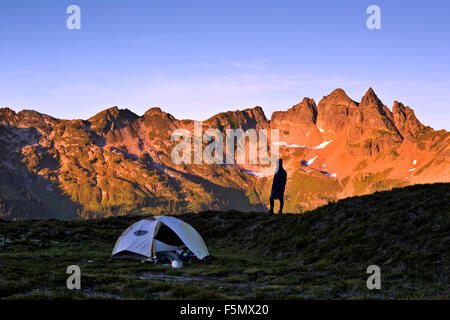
[0,0,449,129]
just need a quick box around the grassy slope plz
[0,183,448,299]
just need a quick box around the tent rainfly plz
[111,216,209,260]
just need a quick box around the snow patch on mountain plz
[244,170,264,178]
[307,156,318,165]
[312,140,333,149]
[273,140,333,150]
[273,141,305,148]
[323,172,337,178]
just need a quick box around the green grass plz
[352,167,405,195]
[0,183,448,299]
[354,159,368,171]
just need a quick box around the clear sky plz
[0,0,449,130]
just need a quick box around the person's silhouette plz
[269,159,287,214]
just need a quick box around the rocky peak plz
[204,106,269,131]
[88,106,139,134]
[143,107,176,123]
[358,87,397,126]
[317,88,357,112]
[0,108,57,129]
[328,88,351,99]
[360,87,383,109]
[345,88,404,152]
[0,107,18,126]
[1,92,449,220]
[246,106,268,123]
[316,89,358,135]
[270,97,318,136]
[293,97,316,109]
[90,106,138,120]
[141,107,178,140]
[291,97,318,120]
[289,98,317,122]
[144,107,164,117]
[393,101,426,139]
[104,106,120,116]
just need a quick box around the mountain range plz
[0,88,449,219]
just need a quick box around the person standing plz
[269,159,287,214]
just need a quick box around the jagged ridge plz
[0,88,449,219]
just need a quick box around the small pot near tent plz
[110,216,210,267]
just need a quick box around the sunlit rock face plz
[0,87,449,219]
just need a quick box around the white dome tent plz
[111,216,209,261]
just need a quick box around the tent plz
[111,216,209,261]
